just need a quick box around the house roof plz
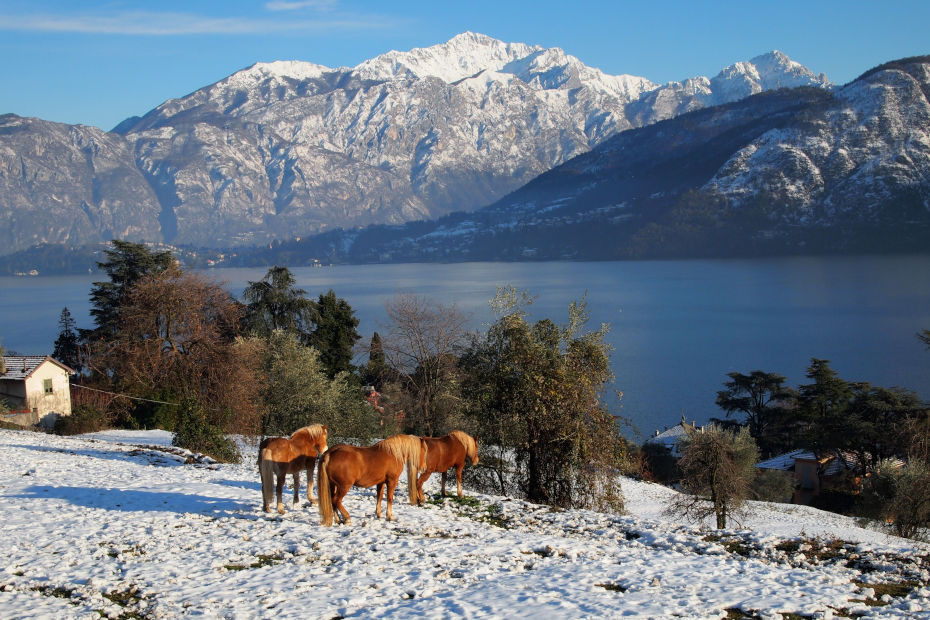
[756,449,816,471]
[1,356,74,381]
[646,423,691,446]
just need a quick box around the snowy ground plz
[1,429,929,619]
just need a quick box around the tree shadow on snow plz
[11,484,255,518]
[10,443,187,467]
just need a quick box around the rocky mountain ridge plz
[0,32,829,255]
[271,56,929,263]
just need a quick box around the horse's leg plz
[292,470,301,506]
[385,476,399,521]
[275,469,286,514]
[333,484,351,525]
[455,463,464,497]
[440,471,448,497]
[375,482,385,519]
[415,471,431,505]
[306,461,317,505]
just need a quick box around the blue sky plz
[2,0,928,131]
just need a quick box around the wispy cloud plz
[0,9,390,35]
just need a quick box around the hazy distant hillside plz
[0,32,829,256]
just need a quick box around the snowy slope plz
[1,429,927,619]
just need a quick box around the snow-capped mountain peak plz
[353,31,538,83]
[0,33,840,255]
[706,50,832,105]
[231,60,333,83]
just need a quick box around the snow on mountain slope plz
[0,428,927,619]
[0,33,833,254]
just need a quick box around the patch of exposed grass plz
[852,580,920,606]
[32,584,73,599]
[224,553,285,571]
[595,582,627,592]
[703,534,753,557]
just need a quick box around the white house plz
[1,356,74,426]
[645,418,701,458]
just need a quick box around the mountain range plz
[0,32,838,258]
[301,55,930,262]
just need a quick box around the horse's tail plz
[259,446,275,511]
[408,438,426,505]
[318,451,334,527]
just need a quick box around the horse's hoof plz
[276,505,285,515]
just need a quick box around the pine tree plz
[308,290,361,379]
[242,266,317,341]
[52,307,81,373]
[87,240,174,341]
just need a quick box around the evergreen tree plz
[87,240,175,341]
[462,288,624,510]
[363,331,387,389]
[254,330,379,442]
[52,307,82,374]
[798,358,853,454]
[241,266,317,341]
[308,290,361,379]
[714,370,797,457]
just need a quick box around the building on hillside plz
[645,418,701,458]
[756,449,869,505]
[0,356,74,427]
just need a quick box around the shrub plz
[172,398,240,463]
[53,405,108,436]
[751,469,795,503]
[859,459,930,540]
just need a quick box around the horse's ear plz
[322,425,327,432]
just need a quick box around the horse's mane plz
[449,430,477,460]
[291,424,326,440]
[376,434,422,463]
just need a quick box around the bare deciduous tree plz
[380,294,470,435]
[102,265,263,439]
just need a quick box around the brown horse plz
[416,430,479,505]
[317,434,427,526]
[258,424,328,514]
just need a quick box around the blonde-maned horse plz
[317,434,427,526]
[258,424,328,515]
[416,430,479,505]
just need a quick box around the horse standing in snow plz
[258,424,328,515]
[317,434,427,526]
[415,430,479,505]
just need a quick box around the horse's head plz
[317,425,328,457]
[418,437,428,474]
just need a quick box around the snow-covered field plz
[1,429,928,619]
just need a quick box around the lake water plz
[2,255,929,440]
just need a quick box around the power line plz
[72,383,180,406]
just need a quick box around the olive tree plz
[668,425,759,529]
[859,459,930,541]
[254,330,381,443]
[462,287,624,511]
